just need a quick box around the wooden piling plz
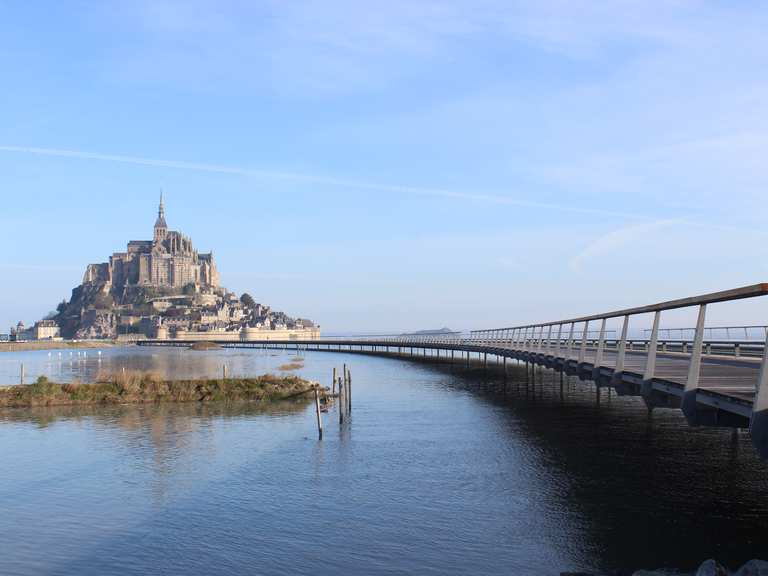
[314,387,323,440]
[20,363,24,386]
[223,365,228,379]
[332,367,337,395]
[339,380,345,425]
[347,370,352,413]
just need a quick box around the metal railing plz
[469,283,768,412]
[642,325,768,342]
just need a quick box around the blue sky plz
[2,1,768,333]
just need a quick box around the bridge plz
[139,283,768,459]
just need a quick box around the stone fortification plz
[51,195,318,340]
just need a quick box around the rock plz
[734,560,768,576]
[695,559,728,576]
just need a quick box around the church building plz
[83,195,219,290]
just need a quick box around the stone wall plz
[162,327,321,342]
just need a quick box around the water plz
[1,347,767,575]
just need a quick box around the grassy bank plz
[0,341,119,353]
[0,372,320,408]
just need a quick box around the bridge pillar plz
[750,331,768,458]
[681,304,707,425]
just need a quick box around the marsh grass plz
[0,372,318,408]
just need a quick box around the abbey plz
[83,195,220,291]
[48,195,318,341]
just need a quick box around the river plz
[0,346,766,575]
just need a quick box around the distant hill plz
[401,327,457,336]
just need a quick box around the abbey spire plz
[154,191,168,243]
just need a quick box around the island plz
[7,195,319,344]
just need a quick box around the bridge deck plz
[543,347,760,402]
[138,338,761,405]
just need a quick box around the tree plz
[240,293,256,309]
[183,282,197,296]
[56,300,68,314]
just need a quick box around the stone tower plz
[154,192,168,244]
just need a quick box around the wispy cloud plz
[569,218,685,272]
[0,144,647,219]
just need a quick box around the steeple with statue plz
[154,192,168,244]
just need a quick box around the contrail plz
[0,144,646,219]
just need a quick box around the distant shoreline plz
[0,341,121,353]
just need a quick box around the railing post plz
[614,315,630,374]
[592,318,607,381]
[579,321,590,364]
[535,325,543,353]
[531,326,537,352]
[681,304,707,424]
[545,325,553,355]
[565,322,575,362]
[750,330,768,458]
[644,312,661,384]
[555,323,563,358]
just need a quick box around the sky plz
[2,0,768,334]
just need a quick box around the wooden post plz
[332,367,337,395]
[223,365,227,379]
[339,379,345,424]
[20,363,24,385]
[314,387,323,440]
[347,370,352,413]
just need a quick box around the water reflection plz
[0,351,766,576]
[0,345,296,385]
[423,360,768,573]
